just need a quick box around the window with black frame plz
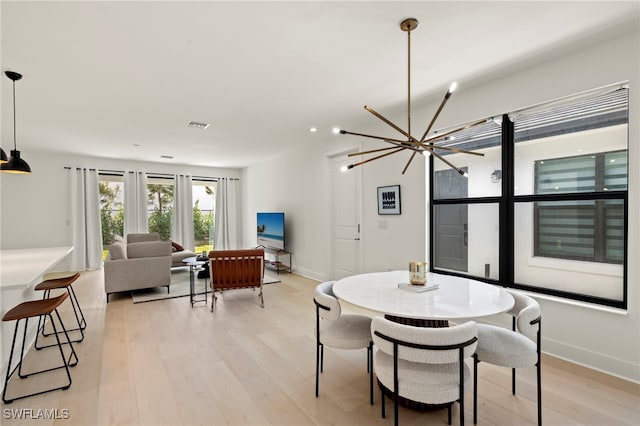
[533,151,626,264]
[431,119,502,280]
[431,83,628,308]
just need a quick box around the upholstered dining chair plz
[473,291,541,426]
[313,281,373,405]
[371,317,478,426]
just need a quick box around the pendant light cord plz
[12,80,17,150]
[407,26,411,139]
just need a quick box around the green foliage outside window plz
[193,199,214,246]
[147,183,173,240]
[99,182,124,246]
[149,208,173,240]
[99,179,215,257]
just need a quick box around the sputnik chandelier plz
[340,18,485,176]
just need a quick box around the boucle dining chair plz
[473,291,541,426]
[371,317,478,426]
[313,281,373,405]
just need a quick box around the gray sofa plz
[104,233,172,302]
[171,246,197,268]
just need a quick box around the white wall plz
[242,140,333,280]
[242,131,427,281]
[243,28,640,382]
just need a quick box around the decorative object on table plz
[338,18,484,176]
[377,185,401,215]
[1,71,31,174]
[409,261,427,285]
[397,282,438,293]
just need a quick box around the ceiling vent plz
[188,121,210,130]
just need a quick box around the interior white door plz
[331,155,362,280]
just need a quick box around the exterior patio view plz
[99,179,216,258]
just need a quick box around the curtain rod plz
[64,167,239,181]
[64,167,97,171]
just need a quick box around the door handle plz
[463,224,468,247]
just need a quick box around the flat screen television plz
[257,212,285,250]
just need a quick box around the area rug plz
[131,270,280,303]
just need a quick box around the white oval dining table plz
[332,270,514,321]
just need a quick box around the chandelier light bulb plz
[340,165,349,172]
[332,127,341,134]
[448,81,458,94]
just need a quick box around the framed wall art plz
[377,185,401,215]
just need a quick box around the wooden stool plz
[34,272,86,348]
[2,293,79,404]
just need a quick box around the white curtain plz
[214,178,239,250]
[172,174,195,250]
[124,171,148,235]
[68,168,102,270]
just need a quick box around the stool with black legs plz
[2,293,79,404]
[33,272,86,348]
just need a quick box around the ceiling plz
[2,1,638,169]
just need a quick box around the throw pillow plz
[171,241,184,252]
[108,241,126,260]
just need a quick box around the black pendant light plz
[1,71,31,174]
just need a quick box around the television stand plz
[259,246,292,275]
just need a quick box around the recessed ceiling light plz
[187,121,210,130]
[309,127,318,133]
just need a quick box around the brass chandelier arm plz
[348,146,405,157]
[420,143,485,156]
[419,88,454,143]
[383,139,425,153]
[430,149,467,176]
[424,118,487,143]
[402,150,419,175]
[364,106,416,142]
[348,147,406,169]
[339,129,409,145]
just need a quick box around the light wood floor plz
[1,269,638,426]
